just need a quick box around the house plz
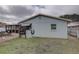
[0,22,7,32]
[18,13,71,39]
[0,21,21,34]
[0,22,6,27]
[6,24,20,33]
[68,22,79,38]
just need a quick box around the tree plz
[60,14,79,21]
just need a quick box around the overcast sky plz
[0,5,79,24]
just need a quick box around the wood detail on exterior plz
[5,25,20,33]
[19,24,32,38]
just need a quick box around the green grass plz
[0,37,79,54]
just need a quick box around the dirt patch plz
[0,33,19,43]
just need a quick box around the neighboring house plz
[19,13,71,39]
[0,22,6,28]
[0,22,7,32]
[5,23,20,33]
[68,22,79,38]
[0,21,21,33]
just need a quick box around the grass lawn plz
[0,37,79,54]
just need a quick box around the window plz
[51,24,56,30]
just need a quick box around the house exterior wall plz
[20,16,68,39]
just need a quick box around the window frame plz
[51,24,56,30]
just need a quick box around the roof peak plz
[19,13,72,24]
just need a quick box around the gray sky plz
[0,5,79,24]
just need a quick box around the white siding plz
[20,16,68,39]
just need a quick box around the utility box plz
[26,30,32,38]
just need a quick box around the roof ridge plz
[18,13,72,24]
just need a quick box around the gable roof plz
[18,13,72,24]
